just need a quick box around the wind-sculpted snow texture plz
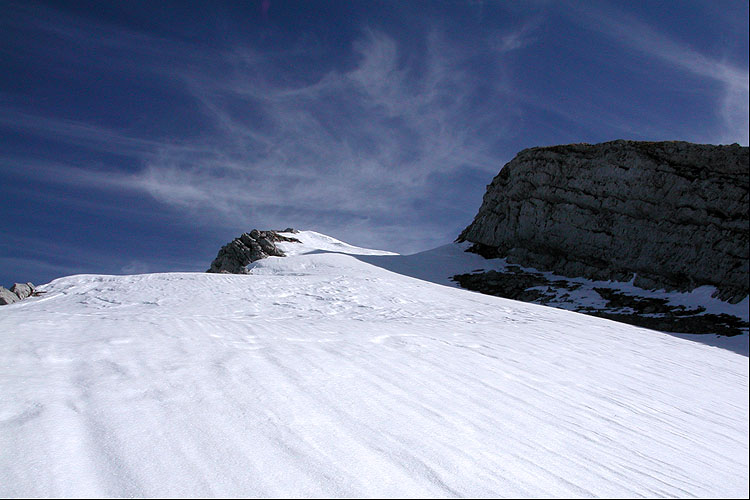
[0,232,747,497]
[458,140,749,303]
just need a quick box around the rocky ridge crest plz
[207,229,301,274]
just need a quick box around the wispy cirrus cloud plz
[0,110,175,157]
[488,18,542,54]
[1,10,519,252]
[118,28,515,250]
[568,2,749,145]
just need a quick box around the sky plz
[1,0,748,287]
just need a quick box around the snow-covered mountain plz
[1,231,747,497]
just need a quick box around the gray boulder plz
[0,287,20,305]
[10,282,35,300]
[257,237,284,257]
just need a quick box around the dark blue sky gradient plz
[1,0,747,286]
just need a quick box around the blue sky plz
[1,0,748,287]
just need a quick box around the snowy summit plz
[0,231,747,497]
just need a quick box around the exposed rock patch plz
[10,283,34,300]
[0,282,36,305]
[458,140,749,303]
[0,287,19,305]
[452,268,748,336]
[207,229,301,274]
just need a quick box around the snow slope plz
[348,239,749,354]
[1,232,748,497]
[276,230,398,257]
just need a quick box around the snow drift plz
[0,232,747,497]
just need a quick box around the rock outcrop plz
[207,229,301,274]
[0,282,36,305]
[458,140,749,303]
[452,266,748,336]
[0,287,19,305]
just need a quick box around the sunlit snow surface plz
[1,232,748,497]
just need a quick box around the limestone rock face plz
[0,287,19,305]
[10,283,34,300]
[207,229,301,274]
[0,282,35,305]
[458,140,749,303]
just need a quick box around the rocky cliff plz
[458,140,749,303]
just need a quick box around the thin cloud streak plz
[125,28,516,250]
[0,109,211,160]
[489,18,542,53]
[1,23,518,253]
[570,3,749,145]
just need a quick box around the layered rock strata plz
[207,229,301,274]
[458,140,749,303]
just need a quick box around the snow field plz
[0,235,747,497]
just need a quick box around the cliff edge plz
[458,140,749,303]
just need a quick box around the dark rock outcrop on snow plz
[452,267,748,336]
[458,140,749,304]
[0,282,36,305]
[207,229,301,274]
